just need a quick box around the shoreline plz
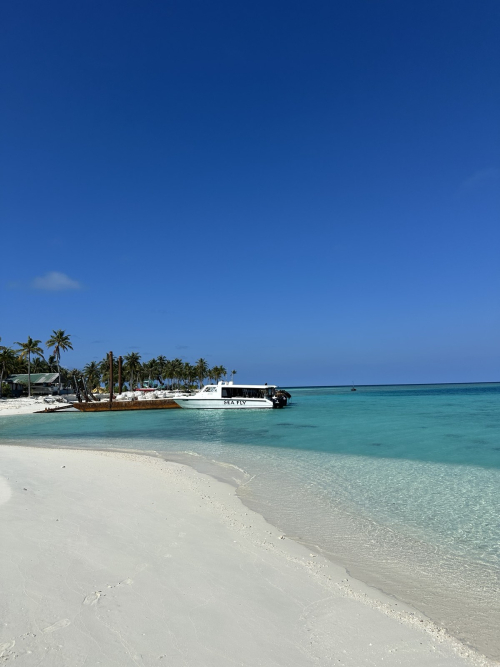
[0,397,76,417]
[0,443,494,666]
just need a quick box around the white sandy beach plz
[0,445,493,666]
[0,397,66,416]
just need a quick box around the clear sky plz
[1,0,499,385]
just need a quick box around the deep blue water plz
[1,383,500,657]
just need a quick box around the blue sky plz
[1,0,499,385]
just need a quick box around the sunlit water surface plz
[1,383,500,659]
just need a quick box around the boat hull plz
[174,398,274,409]
[73,399,181,411]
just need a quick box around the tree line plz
[0,332,236,397]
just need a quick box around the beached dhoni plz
[174,382,289,409]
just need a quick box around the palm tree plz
[210,365,226,384]
[31,357,50,373]
[183,363,197,388]
[195,358,209,389]
[59,366,73,390]
[123,352,142,390]
[143,359,159,387]
[83,361,101,391]
[163,359,174,388]
[15,337,45,397]
[0,347,17,398]
[171,358,184,389]
[46,330,73,393]
[156,355,167,386]
[231,369,237,382]
[98,355,118,391]
[69,368,83,393]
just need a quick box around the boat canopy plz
[201,383,277,399]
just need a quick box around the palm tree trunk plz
[0,368,4,398]
[28,352,31,397]
[57,352,61,393]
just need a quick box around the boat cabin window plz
[203,386,217,393]
[221,387,269,399]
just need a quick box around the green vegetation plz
[46,330,73,393]
[1,332,233,394]
[0,346,18,398]
[14,336,45,397]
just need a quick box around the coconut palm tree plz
[15,337,45,397]
[46,330,73,393]
[83,361,101,391]
[69,368,83,393]
[156,355,167,386]
[210,365,227,384]
[143,359,160,387]
[123,352,142,390]
[31,357,51,373]
[98,356,118,391]
[171,358,184,389]
[231,369,237,382]
[184,362,198,386]
[162,359,173,388]
[195,358,209,389]
[0,347,17,397]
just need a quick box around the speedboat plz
[173,382,289,409]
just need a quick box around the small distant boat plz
[174,382,290,409]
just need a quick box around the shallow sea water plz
[1,383,499,659]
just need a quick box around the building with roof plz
[6,373,60,396]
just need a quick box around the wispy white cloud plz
[461,168,500,190]
[31,271,82,291]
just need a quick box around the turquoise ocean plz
[1,383,499,659]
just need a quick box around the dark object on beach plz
[72,351,184,411]
[82,376,97,402]
[73,374,97,402]
[35,404,75,413]
[72,374,82,402]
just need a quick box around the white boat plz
[174,382,289,409]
